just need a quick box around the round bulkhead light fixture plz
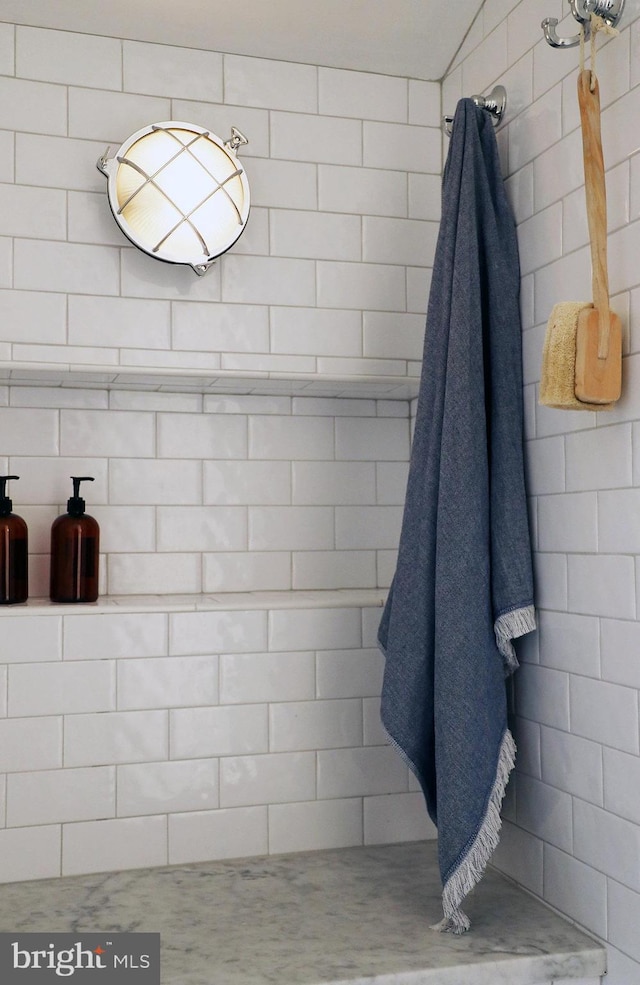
[97,122,250,275]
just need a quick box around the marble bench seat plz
[0,841,605,985]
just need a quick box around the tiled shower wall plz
[0,22,439,881]
[0,22,440,381]
[0,20,440,595]
[0,599,433,882]
[0,388,410,599]
[443,2,640,982]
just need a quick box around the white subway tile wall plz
[0,393,412,598]
[0,24,441,887]
[0,27,441,385]
[0,601,434,881]
[445,2,640,982]
[0,18,625,985]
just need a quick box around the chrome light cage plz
[97,122,250,276]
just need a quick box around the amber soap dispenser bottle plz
[50,476,100,603]
[0,475,28,605]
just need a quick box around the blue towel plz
[378,99,535,934]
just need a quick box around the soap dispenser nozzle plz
[68,476,94,517]
[0,475,20,516]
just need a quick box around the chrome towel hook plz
[442,85,507,137]
[542,0,625,48]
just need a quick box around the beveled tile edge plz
[1,589,388,616]
[0,363,421,401]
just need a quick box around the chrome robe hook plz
[542,0,625,48]
[442,85,507,137]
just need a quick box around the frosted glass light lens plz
[102,122,250,274]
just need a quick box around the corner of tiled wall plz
[445,2,640,982]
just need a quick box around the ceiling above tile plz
[1,0,483,80]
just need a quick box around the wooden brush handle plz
[578,69,610,357]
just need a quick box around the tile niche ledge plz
[0,362,421,400]
[2,588,388,616]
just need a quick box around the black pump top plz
[67,476,94,517]
[0,475,19,517]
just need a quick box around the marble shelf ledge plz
[0,362,421,400]
[2,588,388,616]
[0,841,606,985]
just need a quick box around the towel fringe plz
[431,728,516,935]
[494,604,536,673]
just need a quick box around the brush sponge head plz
[539,301,614,411]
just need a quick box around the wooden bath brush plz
[573,68,621,404]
